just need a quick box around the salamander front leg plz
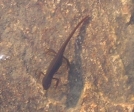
[52,78,59,89]
[35,70,45,82]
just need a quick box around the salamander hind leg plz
[45,48,57,56]
[63,56,70,69]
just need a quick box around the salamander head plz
[42,77,52,90]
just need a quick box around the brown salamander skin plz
[42,16,89,90]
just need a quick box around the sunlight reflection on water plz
[0,54,10,60]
